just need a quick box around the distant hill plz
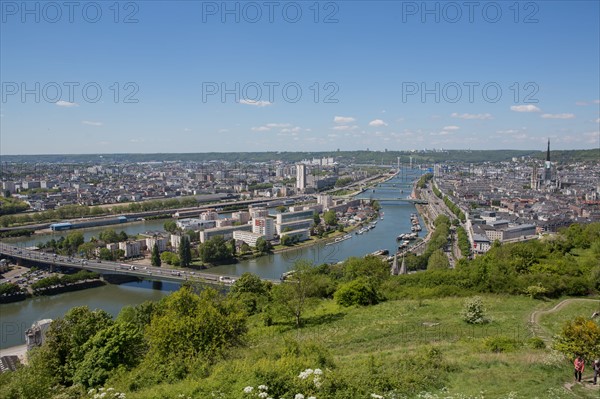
[0,148,596,164]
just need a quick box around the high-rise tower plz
[544,139,552,183]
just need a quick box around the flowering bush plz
[460,297,490,325]
[87,387,126,399]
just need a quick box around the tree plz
[163,220,178,233]
[427,249,450,270]
[240,242,251,254]
[35,306,113,385]
[229,238,237,256]
[151,244,161,267]
[145,287,247,361]
[77,242,96,259]
[255,237,272,254]
[271,261,319,328]
[554,316,600,362]
[313,212,321,226]
[178,236,192,267]
[229,272,272,315]
[73,322,145,387]
[98,229,119,243]
[280,235,293,246]
[334,278,382,307]
[64,231,84,255]
[98,247,114,261]
[323,210,338,226]
[276,205,287,213]
[198,236,233,263]
[118,230,128,242]
[161,251,180,266]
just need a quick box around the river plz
[0,170,426,349]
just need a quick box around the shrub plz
[334,278,382,307]
[528,337,546,349]
[483,336,521,353]
[460,296,489,325]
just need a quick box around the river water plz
[0,170,425,349]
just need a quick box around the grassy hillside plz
[102,295,599,399]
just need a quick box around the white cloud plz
[450,112,493,120]
[218,128,229,133]
[251,126,271,132]
[265,123,291,128]
[510,105,541,113]
[595,118,600,124]
[594,100,600,104]
[368,119,388,127]
[334,116,356,124]
[442,125,460,131]
[183,127,191,132]
[540,113,575,119]
[332,125,359,131]
[82,120,103,126]
[575,101,588,106]
[56,100,78,108]
[239,99,272,107]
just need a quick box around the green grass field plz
[116,294,599,399]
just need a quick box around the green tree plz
[73,322,145,387]
[255,237,272,253]
[427,249,450,270]
[276,205,287,213]
[323,210,338,226]
[35,306,113,385]
[77,242,96,259]
[178,236,192,267]
[313,212,321,226]
[163,220,178,233]
[334,278,382,307]
[280,235,292,246]
[98,229,119,243]
[229,272,272,315]
[151,244,161,267]
[271,260,319,328]
[98,247,114,261]
[554,316,600,362]
[145,287,247,361]
[64,231,84,255]
[198,236,233,263]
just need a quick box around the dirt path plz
[529,298,599,327]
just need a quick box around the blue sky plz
[1,0,599,154]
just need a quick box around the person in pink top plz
[574,355,585,382]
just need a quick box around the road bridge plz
[0,243,280,286]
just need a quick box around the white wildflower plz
[258,385,269,391]
[313,369,323,375]
[88,389,96,396]
[298,368,314,379]
[295,394,305,399]
[259,393,268,399]
[243,386,254,394]
[371,394,384,399]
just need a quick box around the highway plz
[0,243,280,286]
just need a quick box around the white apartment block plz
[118,241,141,258]
[233,230,264,247]
[146,236,167,252]
[252,217,275,240]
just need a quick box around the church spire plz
[546,139,550,162]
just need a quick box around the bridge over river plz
[0,243,280,286]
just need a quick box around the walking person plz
[593,359,599,385]
[574,355,585,383]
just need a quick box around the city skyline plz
[1,1,599,154]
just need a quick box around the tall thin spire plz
[546,139,550,162]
